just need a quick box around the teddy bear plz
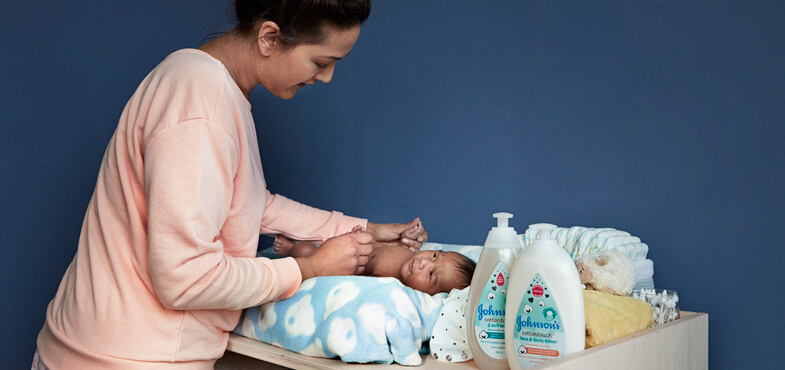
[575,250,635,296]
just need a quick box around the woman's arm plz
[260,191,367,242]
[145,121,299,310]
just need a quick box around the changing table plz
[217,311,708,369]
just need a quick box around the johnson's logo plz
[477,304,505,320]
[516,315,561,332]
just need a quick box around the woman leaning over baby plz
[34,1,425,369]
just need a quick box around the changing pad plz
[234,276,445,366]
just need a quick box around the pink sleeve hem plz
[266,257,302,300]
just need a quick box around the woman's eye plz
[314,62,327,68]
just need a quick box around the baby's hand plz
[366,218,429,251]
[401,219,428,251]
[366,218,428,252]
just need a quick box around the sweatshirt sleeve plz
[260,190,367,242]
[144,120,297,310]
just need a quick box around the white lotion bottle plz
[466,212,522,370]
[505,223,585,368]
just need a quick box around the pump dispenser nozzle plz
[484,212,522,249]
[493,212,513,229]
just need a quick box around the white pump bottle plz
[465,212,522,370]
[505,223,585,369]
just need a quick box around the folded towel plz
[583,290,653,348]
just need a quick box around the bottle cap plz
[528,223,558,245]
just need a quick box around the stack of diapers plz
[520,226,655,290]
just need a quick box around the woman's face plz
[263,26,361,99]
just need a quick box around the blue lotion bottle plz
[465,212,522,369]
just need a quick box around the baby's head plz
[398,250,476,295]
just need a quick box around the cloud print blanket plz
[233,276,446,365]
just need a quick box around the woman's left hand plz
[366,217,428,252]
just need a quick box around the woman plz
[35,1,427,368]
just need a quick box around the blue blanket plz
[234,276,446,365]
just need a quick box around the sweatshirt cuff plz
[338,216,368,234]
[267,257,302,300]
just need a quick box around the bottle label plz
[473,261,510,359]
[513,273,565,367]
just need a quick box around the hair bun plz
[233,0,371,46]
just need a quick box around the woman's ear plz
[256,21,281,56]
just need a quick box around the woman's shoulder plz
[153,48,226,83]
[131,49,245,139]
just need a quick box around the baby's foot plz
[351,225,366,233]
[273,235,296,256]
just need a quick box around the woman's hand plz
[295,231,373,280]
[366,217,429,252]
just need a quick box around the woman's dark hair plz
[234,0,371,47]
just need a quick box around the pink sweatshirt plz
[37,49,365,369]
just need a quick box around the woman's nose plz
[316,64,335,84]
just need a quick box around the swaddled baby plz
[274,226,476,295]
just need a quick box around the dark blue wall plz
[2,1,782,368]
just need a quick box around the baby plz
[274,227,476,295]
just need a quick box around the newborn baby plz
[274,227,476,295]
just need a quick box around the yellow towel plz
[583,290,653,348]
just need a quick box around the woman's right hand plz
[295,231,373,280]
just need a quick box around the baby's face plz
[399,250,464,295]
